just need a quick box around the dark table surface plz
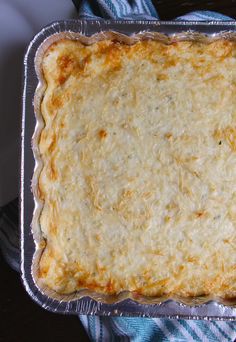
[0,253,89,342]
[153,0,236,19]
[1,1,236,342]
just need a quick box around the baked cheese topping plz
[38,39,236,297]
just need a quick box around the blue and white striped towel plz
[1,1,236,341]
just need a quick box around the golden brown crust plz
[38,38,236,297]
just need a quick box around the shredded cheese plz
[38,39,236,297]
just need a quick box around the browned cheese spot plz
[214,126,236,152]
[98,129,108,139]
[194,210,207,218]
[96,41,123,72]
[49,158,58,181]
[48,133,57,153]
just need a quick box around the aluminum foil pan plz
[21,19,236,319]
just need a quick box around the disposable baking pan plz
[21,19,236,319]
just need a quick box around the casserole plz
[21,20,236,318]
[39,38,236,298]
